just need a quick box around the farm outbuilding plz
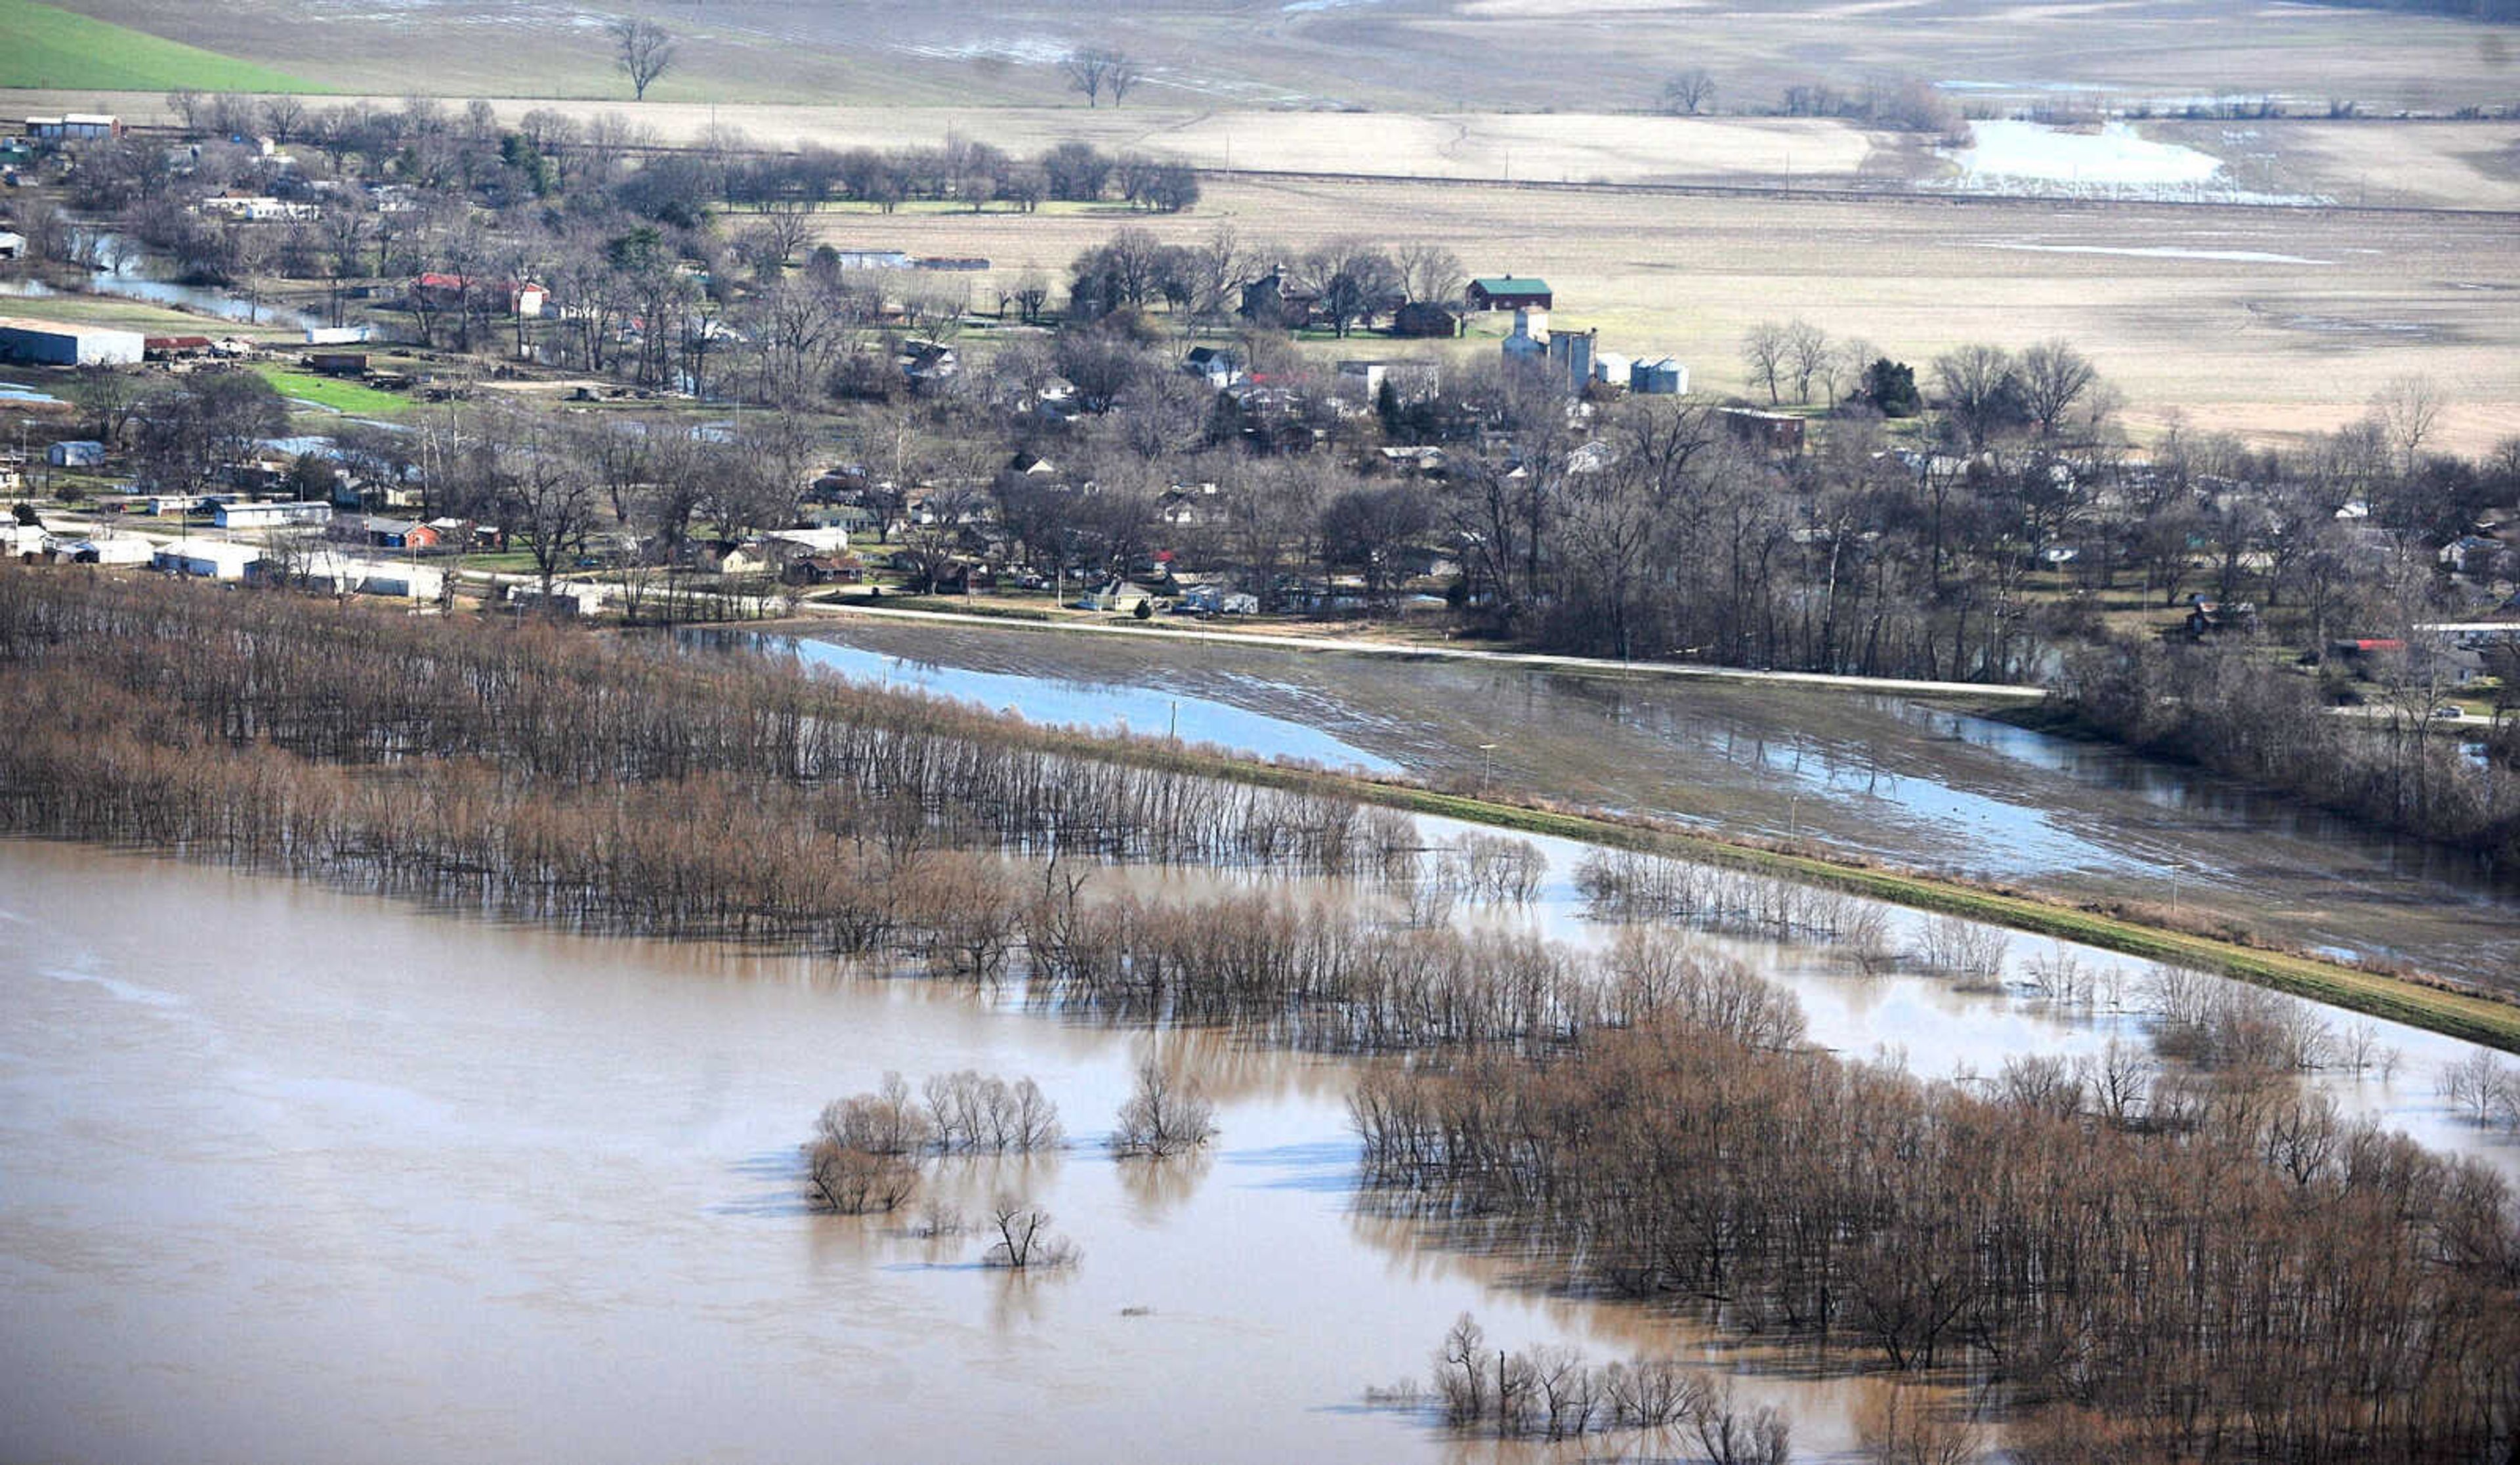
[1,318,145,367]
[60,535,156,566]
[1630,358,1688,394]
[1467,276,1553,311]
[253,551,444,601]
[153,541,262,580]
[1717,407,1807,454]
[47,440,106,468]
[26,115,123,142]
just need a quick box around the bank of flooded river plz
[777,620,2520,988]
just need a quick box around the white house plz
[214,500,333,530]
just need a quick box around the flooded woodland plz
[775,618,2520,988]
[3,575,2517,1463]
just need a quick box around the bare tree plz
[806,1139,921,1213]
[1857,1378,1986,1465]
[1740,321,1788,405]
[1782,319,1830,405]
[260,95,307,145]
[1063,47,1141,108]
[2368,373,2443,476]
[1395,242,1465,306]
[1662,68,1719,115]
[982,1198,1080,1268]
[1690,1384,1794,1465]
[611,18,677,102]
[1110,1055,1218,1157]
[1931,343,2023,451]
[2019,338,2101,440]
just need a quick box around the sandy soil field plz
[798,175,2520,452]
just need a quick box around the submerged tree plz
[1110,1056,1217,1157]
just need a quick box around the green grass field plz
[0,0,318,92]
[249,365,411,416]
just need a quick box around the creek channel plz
[0,229,329,333]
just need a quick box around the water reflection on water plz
[765,632,1401,774]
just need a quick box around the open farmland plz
[16,0,2520,114]
[22,87,2511,212]
[2162,118,2520,212]
[814,174,2520,452]
[0,0,316,93]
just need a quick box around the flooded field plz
[776,620,2520,989]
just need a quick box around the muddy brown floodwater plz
[0,841,1900,1464]
[770,620,2519,988]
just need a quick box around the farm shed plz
[26,115,123,141]
[1,318,144,367]
[1391,301,1460,338]
[253,551,444,600]
[60,534,156,566]
[1467,276,1553,311]
[1717,407,1807,454]
[47,440,106,468]
[0,230,24,259]
[154,541,262,580]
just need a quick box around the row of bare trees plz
[1425,1311,1790,1454]
[1351,1013,2520,1462]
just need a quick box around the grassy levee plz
[0,0,320,92]
[1062,735,2520,1053]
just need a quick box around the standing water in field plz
[775,620,2520,987]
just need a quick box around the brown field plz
[14,84,2513,211]
[2162,119,2520,211]
[807,175,2520,453]
[16,0,2520,114]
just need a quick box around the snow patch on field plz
[1953,120,2222,186]
[1935,121,2327,203]
[1969,242,2334,265]
[892,37,1076,65]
